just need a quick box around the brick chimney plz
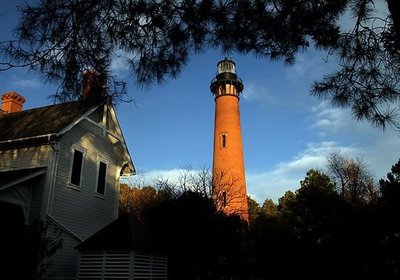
[1,91,26,113]
[81,70,105,103]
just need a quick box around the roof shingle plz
[0,101,98,142]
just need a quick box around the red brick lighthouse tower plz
[210,58,249,222]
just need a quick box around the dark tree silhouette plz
[247,195,260,226]
[326,151,378,204]
[250,168,397,280]
[312,0,400,129]
[378,158,400,279]
[2,0,398,128]
[0,205,62,280]
[120,170,251,279]
[379,158,400,205]
[118,160,400,279]
[119,184,167,221]
[136,190,250,279]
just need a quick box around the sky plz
[1,1,398,203]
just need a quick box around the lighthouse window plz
[222,191,227,207]
[218,60,235,74]
[221,133,227,148]
[218,86,225,96]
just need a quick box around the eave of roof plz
[0,167,47,192]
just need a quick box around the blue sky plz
[1,1,398,203]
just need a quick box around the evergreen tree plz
[1,0,399,128]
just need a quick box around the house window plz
[70,149,84,186]
[96,161,107,195]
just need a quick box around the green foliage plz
[380,158,400,205]
[250,163,400,280]
[292,170,344,247]
[119,184,165,221]
[277,190,296,216]
[247,195,260,226]
[260,198,278,217]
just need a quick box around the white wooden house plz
[0,85,135,279]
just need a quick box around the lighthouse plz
[210,58,249,222]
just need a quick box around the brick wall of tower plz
[212,90,249,222]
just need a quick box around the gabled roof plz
[76,213,153,252]
[0,98,135,175]
[0,100,98,142]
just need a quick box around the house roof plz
[0,100,98,142]
[0,97,135,175]
[76,213,154,252]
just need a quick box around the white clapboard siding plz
[78,251,167,280]
[0,145,51,170]
[52,120,119,237]
[47,119,120,278]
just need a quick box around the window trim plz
[68,146,86,188]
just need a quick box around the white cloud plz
[110,50,137,76]
[122,168,183,187]
[125,123,398,205]
[287,54,309,78]
[126,141,357,204]
[246,141,358,203]
[249,102,399,204]
[110,55,130,75]
[285,48,336,82]
[308,102,350,135]
[241,82,276,105]
[12,78,41,88]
